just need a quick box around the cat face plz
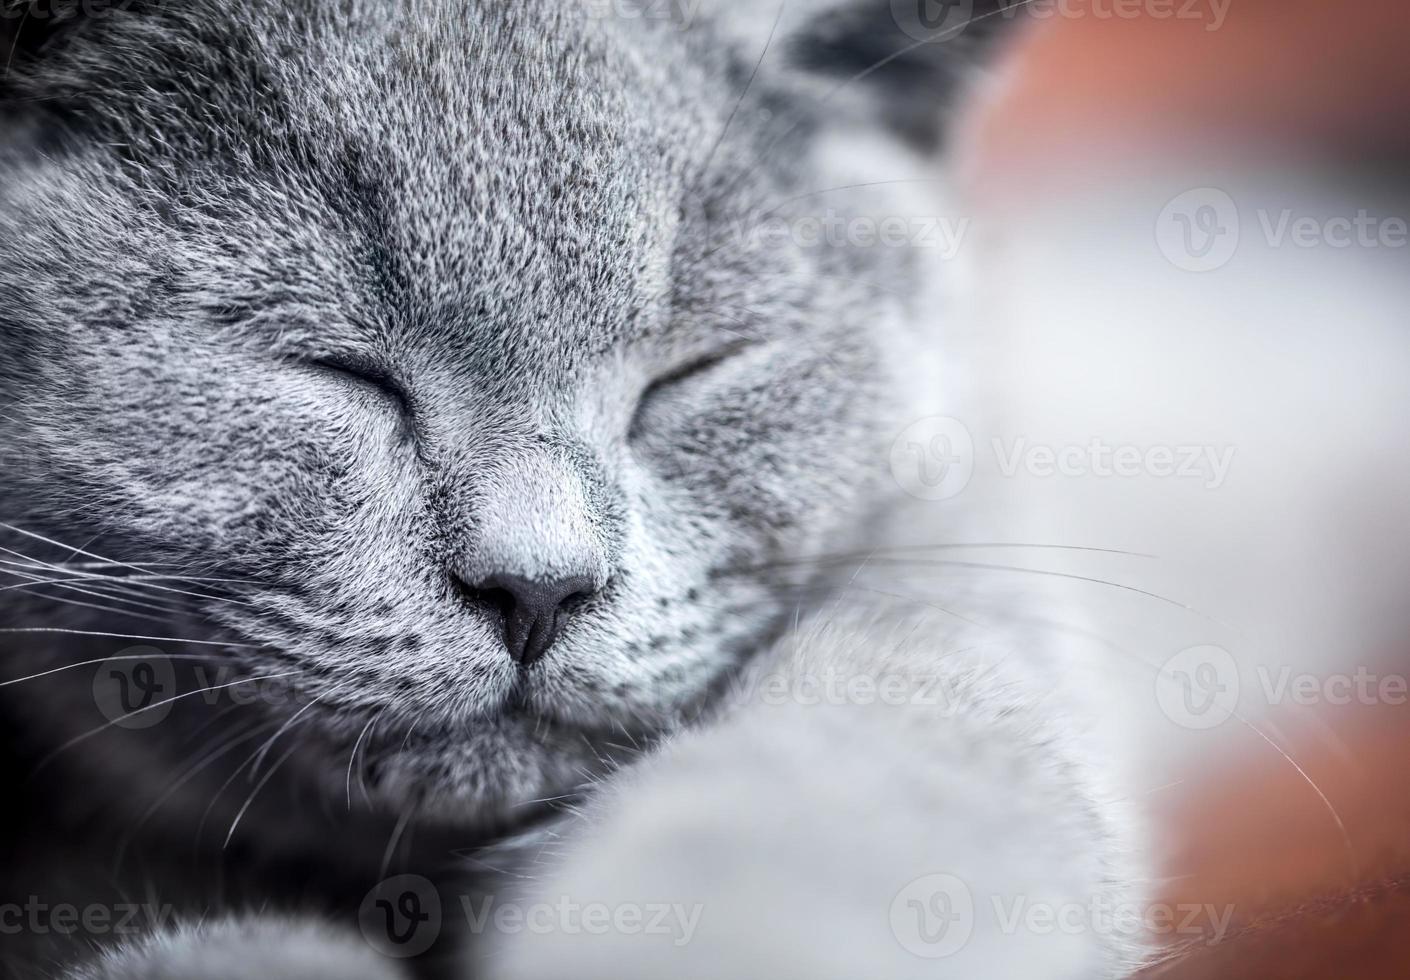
[0,2,933,820]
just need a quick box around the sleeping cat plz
[0,1,1147,977]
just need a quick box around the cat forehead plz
[200,6,733,355]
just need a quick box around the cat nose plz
[455,572,597,666]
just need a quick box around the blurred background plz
[945,0,1410,975]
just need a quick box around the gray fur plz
[1,0,910,819]
[0,1,1143,977]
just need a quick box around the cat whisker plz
[113,716,277,870]
[0,524,247,605]
[693,1,784,186]
[224,739,304,849]
[0,653,227,689]
[30,669,305,775]
[31,561,195,571]
[727,542,1158,577]
[0,558,231,620]
[346,710,384,812]
[379,806,415,878]
[0,558,237,600]
[0,567,191,619]
[51,579,196,616]
[0,627,258,647]
[4,591,172,624]
[248,692,330,779]
[198,712,303,847]
[846,557,1225,625]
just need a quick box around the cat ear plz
[709,0,1021,148]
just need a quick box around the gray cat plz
[0,1,1147,977]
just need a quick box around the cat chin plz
[329,709,643,829]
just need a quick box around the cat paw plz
[62,917,408,980]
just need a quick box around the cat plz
[0,1,1147,977]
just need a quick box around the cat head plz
[0,0,984,821]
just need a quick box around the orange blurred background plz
[960,2,1410,975]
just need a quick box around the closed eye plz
[630,342,753,437]
[308,355,414,418]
